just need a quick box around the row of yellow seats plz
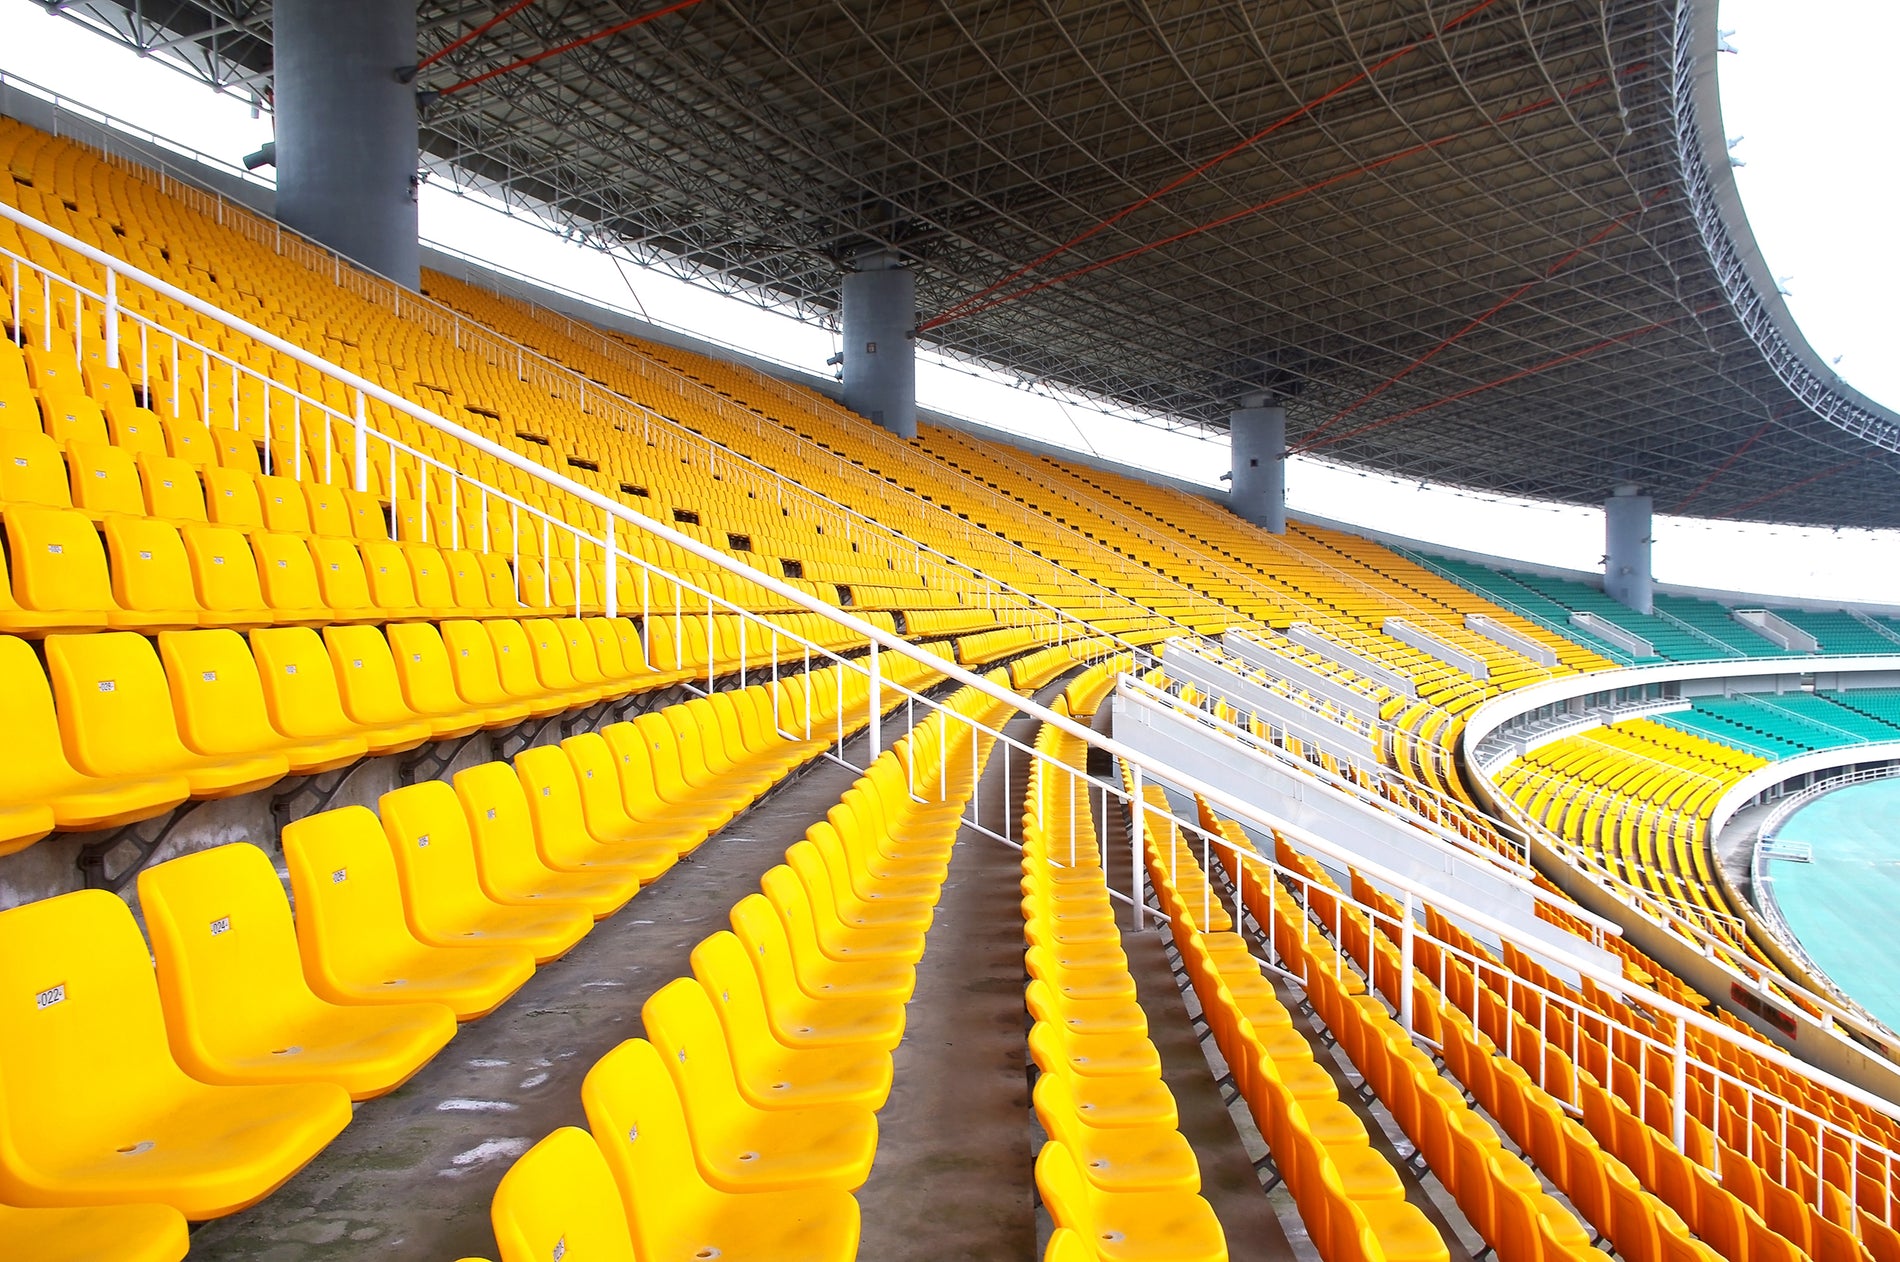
[1131,785,1444,1262]
[472,676,1022,1261]
[0,614,686,852]
[0,663,862,1255]
[1021,712,1225,1262]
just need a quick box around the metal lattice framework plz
[38,0,1900,527]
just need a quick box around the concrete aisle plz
[851,697,1046,1260]
[188,725,904,1262]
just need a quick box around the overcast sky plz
[1,0,1894,605]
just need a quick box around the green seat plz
[377,780,592,963]
[0,890,351,1220]
[282,806,536,1021]
[580,1040,861,1260]
[138,842,457,1100]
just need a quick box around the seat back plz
[639,978,748,1128]
[631,710,695,802]
[4,505,117,616]
[405,545,456,612]
[560,733,636,836]
[0,890,193,1182]
[250,626,355,739]
[134,453,208,523]
[454,760,553,894]
[102,515,200,617]
[65,439,144,517]
[384,622,467,718]
[379,779,498,942]
[445,550,492,612]
[521,617,581,690]
[308,537,375,614]
[359,541,419,613]
[250,532,324,615]
[342,489,386,541]
[157,629,280,757]
[577,1040,704,1260]
[180,522,267,615]
[489,1126,637,1262]
[38,384,110,446]
[585,617,628,678]
[440,619,514,706]
[512,745,599,868]
[43,631,196,777]
[688,931,796,1070]
[557,617,607,686]
[599,721,667,820]
[256,474,313,535]
[323,624,421,726]
[302,485,355,538]
[482,619,547,699]
[727,889,817,1001]
[0,430,72,508]
[281,805,426,998]
[137,842,324,1077]
[0,635,105,831]
[201,466,265,530]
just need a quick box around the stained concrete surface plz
[187,725,903,1262]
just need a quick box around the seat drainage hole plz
[117,1141,155,1156]
[272,1046,303,1056]
[773,1082,791,1091]
[1088,1159,1108,1169]
[737,1151,759,1162]
[695,1249,721,1260]
[1100,1231,1125,1244]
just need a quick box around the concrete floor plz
[187,725,904,1262]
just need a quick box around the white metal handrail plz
[11,194,1900,1204]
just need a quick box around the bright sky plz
[1,0,1894,606]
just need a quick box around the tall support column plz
[1604,483,1654,614]
[841,250,916,439]
[1228,393,1287,533]
[275,0,421,288]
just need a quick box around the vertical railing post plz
[867,640,881,759]
[1672,1014,1689,1151]
[352,388,369,493]
[603,514,617,619]
[1400,890,1416,1036]
[103,266,118,369]
[1131,765,1147,931]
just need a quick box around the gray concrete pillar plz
[274,0,421,288]
[1604,483,1654,614]
[841,250,916,439]
[1228,393,1287,533]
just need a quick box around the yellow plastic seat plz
[100,516,208,628]
[0,1200,189,1262]
[513,744,678,881]
[133,453,208,524]
[488,1127,638,1262]
[1032,1071,1201,1194]
[201,465,264,530]
[385,620,531,730]
[562,729,713,852]
[521,615,615,704]
[302,484,356,538]
[452,762,642,918]
[178,522,274,628]
[37,385,109,447]
[138,842,457,1100]
[687,932,894,1111]
[282,805,536,1021]
[64,439,146,519]
[703,893,906,1052]
[322,623,475,741]
[404,544,459,616]
[44,631,289,798]
[358,540,428,619]
[0,890,352,1220]
[157,629,368,774]
[249,625,433,756]
[640,977,878,1192]
[376,780,591,963]
[580,1041,862,1261]
[247,532,331,624]
[4,505,182,631]
[481,617,597,714]
[0,429,73,509]
[255,474,313,535]
[767,859,926,965]
[1035,1140,1227,1262]
[307,537,379,618]
[439,619,556,717]
[0,635,190,854]
[599,719,734,837]
[727,891,915,1006]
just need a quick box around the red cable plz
[419,0,542,72]
[1296,185,1668,453]
[919,0,1504,332]
[1668,413,1780,514]
[1298,305,1717,455]
[1716,460,1855,520]
[440,0,706,95]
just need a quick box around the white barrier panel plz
[1161,642,1379,774]
[1570,611,1657,658]
[1383,617,1489,680]
[1466,613,1559,667]
[1112,683,1620,986]
[1226,626,1413,705]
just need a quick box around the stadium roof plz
[44,0,1900,527]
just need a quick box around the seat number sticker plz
[210,916,231,936]
[36,983,65,1009]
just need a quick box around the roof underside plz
[46,0,1900,527]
